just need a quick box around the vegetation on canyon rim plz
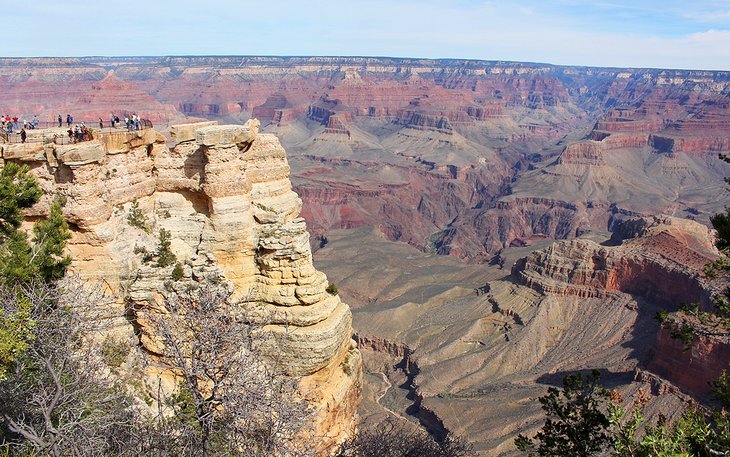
[517,155,730,457]
[515,369,730,456]
[0,164,472,456]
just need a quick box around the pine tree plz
[32,197,72,282]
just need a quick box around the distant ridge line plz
[0,55,729,75]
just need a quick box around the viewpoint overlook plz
[1,55,729,455]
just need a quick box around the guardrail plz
[0,119,154,145]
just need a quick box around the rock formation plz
[1,119,362,450]
[2,57,729,262]
[648,324,730,396]
[309,216,725,454]
[512,215,718,306]
[512,215,730,398]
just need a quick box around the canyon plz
[2,57,728,260]
[2,56,729,455]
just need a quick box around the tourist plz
[99,118,104,130]
[66,114,73,127]
[12,116,18,130]
[110,113,116,128]
[58,114,62,128]
[33,116,39,129]
[20,129,26,144]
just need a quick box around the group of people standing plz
[1,112,148,144]
[67,123,92,143]
[110,113,143,131]
[3,114,40,136]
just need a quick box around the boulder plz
[196,119,260,147]
[169,120,218,144]
[2,142,46,161]
[55,141,106,167]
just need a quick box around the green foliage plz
[654,309,669,324]
[0,163,42,239]
[668,319,696,350]
[126,199,150,233]
[171,262,184,281]
[522,371,730,457]
[326,283,339,295]
[714,288,730,321]
[0,297,34,381]
[0,166,71,286]
[711,208,730,253]
[679,302,700,315]
[713,370,730,409]
[609,403,729,456]
[133,244,153,264]
[32,197,72,283]
[100,337,129,369]
[0,230,35,286]
[156,228,177,268]
[167,383,200,429]
[515,370,610,456]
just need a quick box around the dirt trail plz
[375,372,409,423]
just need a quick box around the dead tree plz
[0,278,138,456]
[143,282,315,457]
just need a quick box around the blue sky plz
[4,0,730,70]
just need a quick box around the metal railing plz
[0,119,154,145]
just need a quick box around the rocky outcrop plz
[435,197,599,261]
[557,141,606,166]
[649,134,730,154]
[395,110,453,134]
[648,324,730,396]
[5,119,362,450]
[512,215,718,307]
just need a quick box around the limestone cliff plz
[1,120,362,450]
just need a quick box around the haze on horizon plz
[4,0,730,71]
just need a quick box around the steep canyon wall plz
[0,120,362,450]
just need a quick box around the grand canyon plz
[1,56,729,455]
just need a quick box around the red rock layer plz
[511,216,718,306]
[648,326,730,396]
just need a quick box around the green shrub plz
[100,337,129,368]
[326,283,339,296]
[127,199,150,233]
[172,262,184,281]
[133,245,153,264]
[156,229,177,268]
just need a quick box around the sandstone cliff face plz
[2,120,362,450]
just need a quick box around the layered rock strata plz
[511,215,730,398]
[1,120,362,450]
[512,215,718,306]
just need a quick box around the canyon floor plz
[314,227,698,456]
